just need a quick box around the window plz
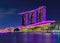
[21,14,26,26]
[28,12,34,24]
[38,9,43,22]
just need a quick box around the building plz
[18,6,55,33]
[0,6,56,33]
[19,6,46,26]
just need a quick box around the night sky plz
[0,0,60,29]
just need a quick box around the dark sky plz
[0,0,60,29]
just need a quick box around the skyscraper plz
[19,6,46,26]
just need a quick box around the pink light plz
[0,30,7,33]
[18,20,56,28]
[29,20,55,26]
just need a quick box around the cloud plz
[0,8,18,19]
[0,8,18,15]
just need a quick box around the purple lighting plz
[17,20,56,28]
[26,20,55,26]
[18,6,47,26]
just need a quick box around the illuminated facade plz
[19,6,46,26]
[17,6,55,33]
[0,6,56,33]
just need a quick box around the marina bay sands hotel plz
[16,6,55,32]
[19,6,55,26]
[19,6,46,26]
[0,6,56,33]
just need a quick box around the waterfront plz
[0,32,60,43]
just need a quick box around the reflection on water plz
[0,32,60,43]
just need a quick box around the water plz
[0,32,60,43]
